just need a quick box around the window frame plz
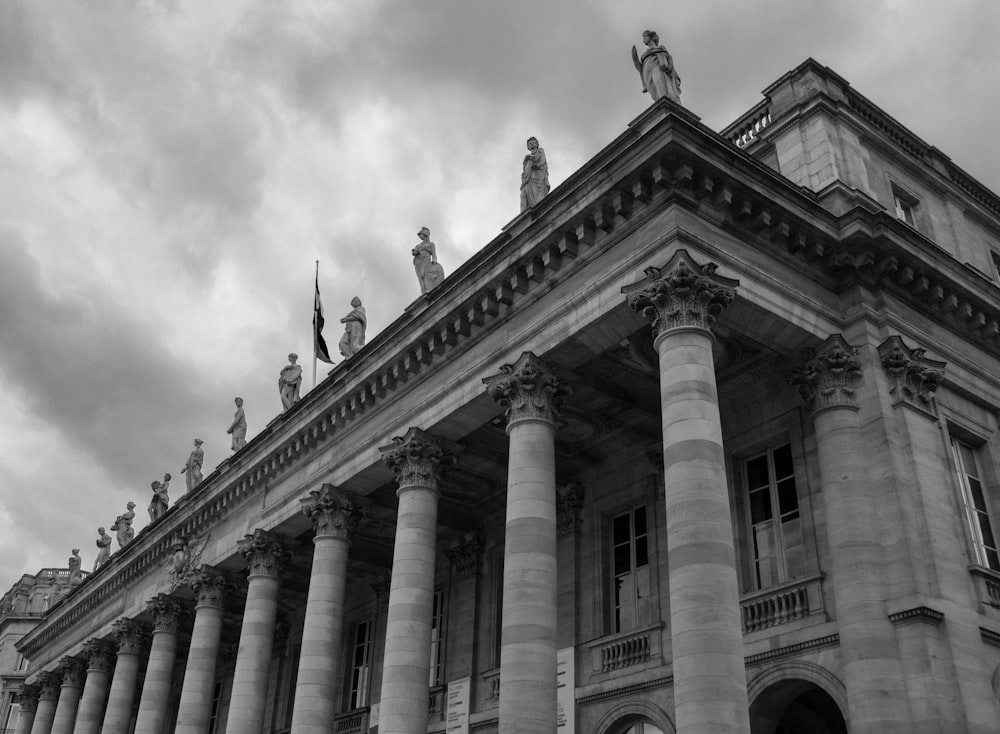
[950,434,1000,571]
[610,504,652,634]
[428,587,446,688]
[347,617,374,710]
[890,181,920,228]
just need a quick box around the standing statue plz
[520,137,550,211]
[412,227,445,294]
[94,528,112,571]
[227,397,247,451]
[148,473,172,522]
[68,549,83,586]
[279,353,303,410]
[631,30,681,104]
[110,501,137,548]
[338,297,367,358]
[181,439,204,492]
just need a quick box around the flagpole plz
[313,260,319,389]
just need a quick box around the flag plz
[314,275,334,364]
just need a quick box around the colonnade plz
[17,250,931,734]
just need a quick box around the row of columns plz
[17,249,928,734]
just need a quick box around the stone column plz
[791,336,912,733]
[291,485,366,734]
[377,428,457,734]
[484,352,572,734]
[100,619,147,734]
[174,566,233,734]
[227,529,290,734]
[133,595,185,734]
[49,658,86,734]
[625,251,750,734]
[14,684,40,734]
[70,641,115,734]
[29,671,62,734]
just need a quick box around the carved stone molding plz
[370,571,391,612]
[878,336,946,415]
[483,352,573,426]
[237,529,292,580]
[112,618,148,655]
[445,534,482,580]
[557,482,584,537]
[58,656,87,688]
[300,484,368,540]
[36,670,62,701]
[788,335,862,414]
[81,639,115,674]
[167,533,209,592]
[379,427,458,492]
[17,683,40,712]
[189,565,233,609]
[146,594,186,634]
[622,249,739,339]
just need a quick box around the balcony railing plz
[586,622,664,677]
[333,708,368,734]
[741,574,824,633]
[969,565,1000,610]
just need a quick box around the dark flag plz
[314,275,334,364]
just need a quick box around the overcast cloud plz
[1,0,999,584]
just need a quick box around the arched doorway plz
[610,716,665,734]
[750,679,847,734]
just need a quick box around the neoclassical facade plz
[12,59,1000,734]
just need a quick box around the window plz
[207,681,223,734]
[891,183,919,227]
[746,444,805,588]
[15,652,27,671]
[348,619,373,709]
[428,589,446,687]
[3,701,20,730]
[991,251,1000,284]
[952,438,1000,571]
[611,506,651,633]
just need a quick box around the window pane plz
[756,556,776,588]
[987,548,1000,572]
[781,516,802,550]
[753,523,774,557]
[636,566,652,625]
[613,514,630,543]
[978,514,997,549]
[749,489,772,524]
[777,478,799,514]
[784,547,806,579]
[614,544,631,575]
[634,536,648,568]
[634,506,647,536]
[970,479,988,512]
[747,455,769,489]
[960,443,979,478]
[772,444,793,479]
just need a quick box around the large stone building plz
[11,58,1000,734]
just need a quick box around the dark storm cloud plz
[0,231,222,485]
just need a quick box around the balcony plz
[333,708,369,734]
[741,574,824,633]
[586,622,665,678]
[969,565,1000,610]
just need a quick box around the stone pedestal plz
[134,595,185,734]
[291,485,365,734]
[70,641,114,734]
[228,529,290,734]
[14,684,40,734]
[29,671,62,734]
[50,658,86,734]
[100,619,147,734]
[485,352,571,734]
[377,428,456,734]
[175,567,232,734]
[625,251,750,734]
[792,336,911,733]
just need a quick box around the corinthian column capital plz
[146,594,187,634]
[300,484,368,539]
[237,529,291,579]
[878,336,945,414]
[379,427,458,492]
[189,565,234,609]
[81,639,115,674]
[483,352,573,426]
[789,335,862,414]
[36,670,62,700]
[17,683,40,713]
[58,656,86,688]
[623,249,738,339]
[112,618,148,655]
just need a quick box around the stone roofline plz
[721,57,1000,230]
[19,94,1000,663]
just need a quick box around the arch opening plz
[749,678,847,734]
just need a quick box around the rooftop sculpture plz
[148,473,172,522]
[182,439,205,492]
[413,227,445,294]
[339,297,367,358]
[279,353,302,410]
[227,397,247,451]
[631,30,681,104]
[520,137,550,211]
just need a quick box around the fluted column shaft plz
[625,252,749,734]
[377,428,455,734]
[133,595,184,734]
[100,618,146,734]
[227,530,289,734]
[484,352,571,734]
[175,567,231,734]
[291,486,364,734]
[71,641,115,734]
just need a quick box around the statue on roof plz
[94,528,112,571]
[111,501,137,548]
[279,353,303,410]
[68,549,83,586]
[227,397,247,451]
[181,439,205,492]
[520,137,550,211]
[148,473,172,522]
[338,297,367,358]
[631,30,681,104]
[413,227,445,294]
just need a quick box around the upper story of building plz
[723,58,1000,285]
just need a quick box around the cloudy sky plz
[1,0,998,586]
